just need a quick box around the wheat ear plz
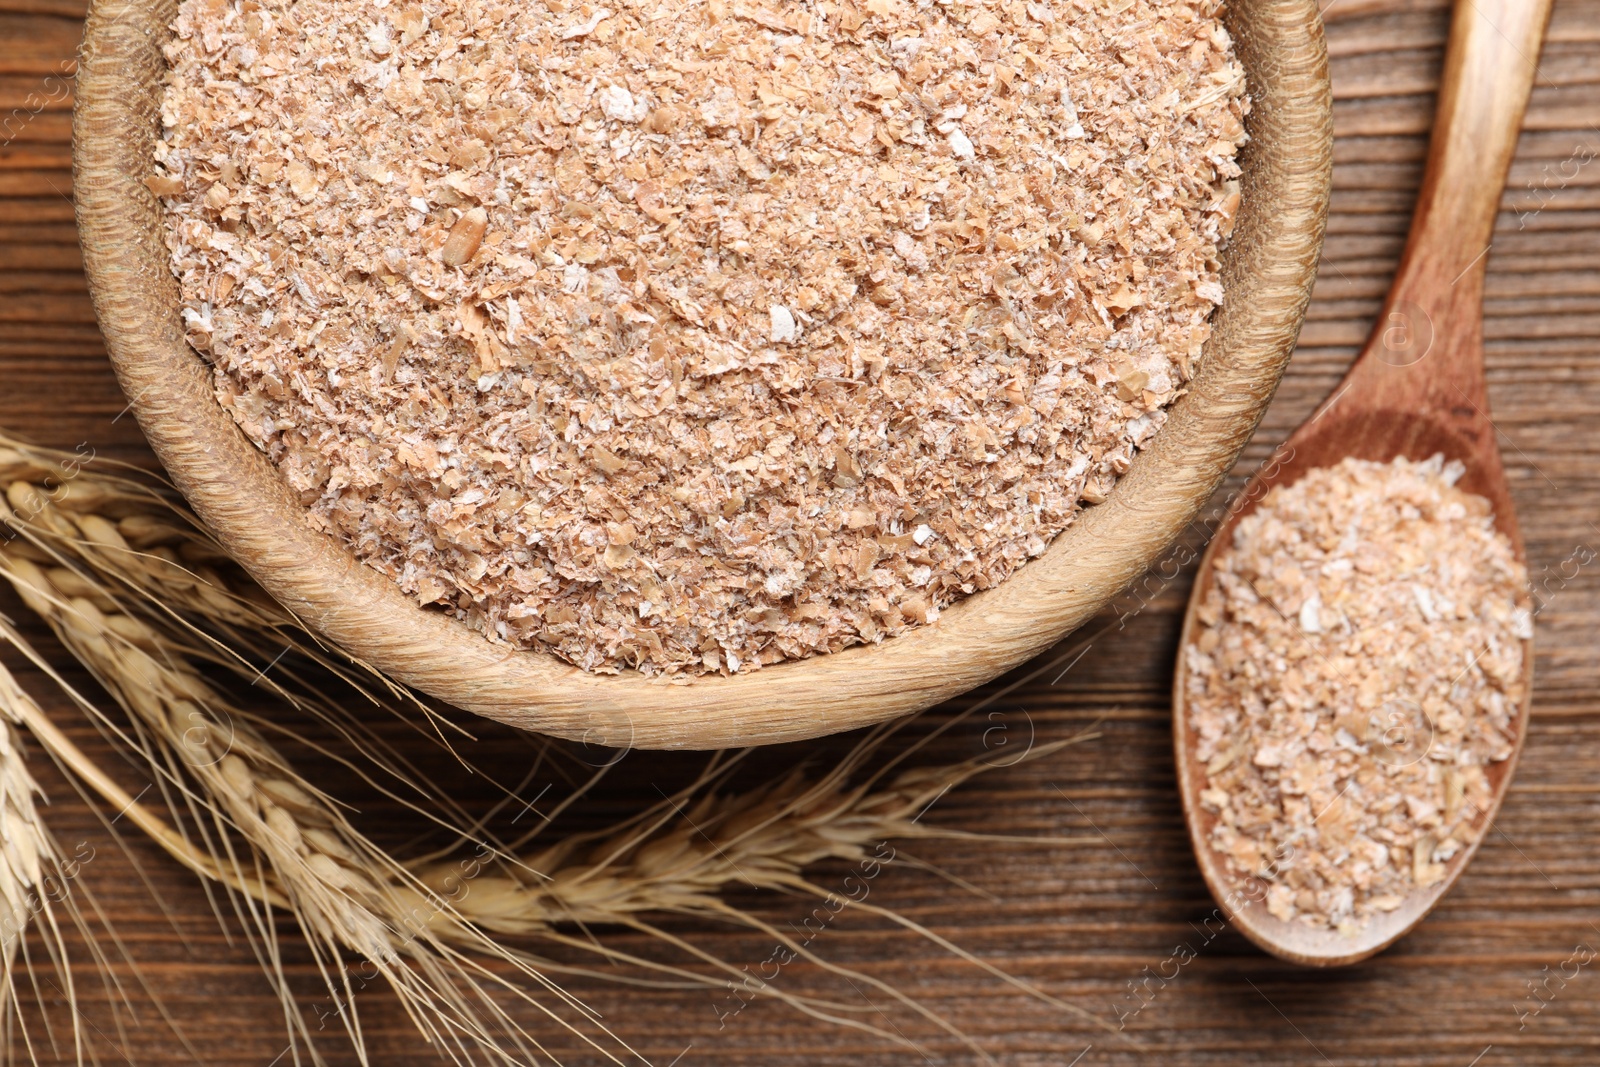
[0,553,644,1067]
[0,533,961,1057]
[0,705,46,985]
[0,435,1110,1055]
[0,672,62,1067]
[0,548,1005,1060]
[0,663,184,1067]
[0,446,955,1046]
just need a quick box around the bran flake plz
[1184,455,1530,932]
[159,0,1249,674]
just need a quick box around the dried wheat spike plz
[0,552,628,1064]
[0,681,49,1001]
[0,660,148,1067]
[0,434,1104,1056]
[0,508,960,1056]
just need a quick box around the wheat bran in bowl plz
[1183,455,1531,934]
[155,0,1250,676]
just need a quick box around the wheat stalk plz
[0,548,1086,1059]
[0,450,438,734]
[0,676,58,1066]
[0,713,46,988]
[0,435,1107,1059]
[0,555,638,1066]
[0,663,173,1067]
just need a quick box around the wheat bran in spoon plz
[1184,455,1530,933]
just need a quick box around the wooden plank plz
[0,195,73,223]
[0,290,94,321]
[0,14,82,75]
[0,110,73,146]
[0,142,72,169]
[0,72,73,111]
[0,222,80,245]
[0,168,70,197]
[0,240,79,269]
[0,0,86,15]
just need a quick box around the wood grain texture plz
[1174,0,1552,967]
[2,0,1599,1064]
[69,0,1331,749]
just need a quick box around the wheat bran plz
[158,0,1248,674]
[1184,455,1530,932]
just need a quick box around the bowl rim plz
[73,0,1332,750]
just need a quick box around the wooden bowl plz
[73,0,1331,749]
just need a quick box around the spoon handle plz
[1367,0,1553,409]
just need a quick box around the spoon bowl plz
[1173,0,1550,966]
[1174,409,1534,967]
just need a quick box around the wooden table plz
[3,0,1599,1062]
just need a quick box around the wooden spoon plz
[1172,0,1552,967]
